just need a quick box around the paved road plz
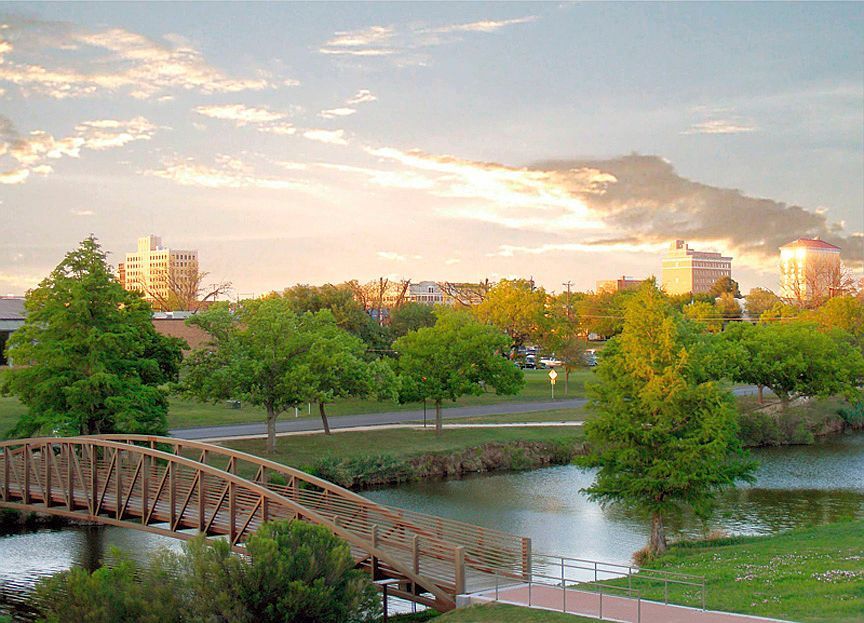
[170,398,588,440]
[170,385,760,441]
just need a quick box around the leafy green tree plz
[554,335,587,396]
[802,296,864,350]
[389,302,436,338]
[2,237,184,437]
[709,275,741,298]
[759,301,800,323]
[577,289,639,338]
[667,291,715,312]
[299,316,396,434]
[720,322,864,407]
[716,292,743,321]
[182,298,316,452]
[579,281,754,556]
[745,287,781,318]
[282,283,390,350]
[683,301,722,332]
[394,309,524,434]
[473,279,550,353]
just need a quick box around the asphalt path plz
[170,385,759,440]
[170,398,588,440]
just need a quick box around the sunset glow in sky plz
[1,2,862,296]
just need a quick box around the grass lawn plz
[0,368,594,437]
[597,520,864,623]
[444,407,587,425]
[223,426,585,471]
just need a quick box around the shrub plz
[738,411,783,447]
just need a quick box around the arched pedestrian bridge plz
[0,435,532,612]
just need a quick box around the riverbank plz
[390,604,600,622]
[597,519,864,623]
[738,396,864,447]
[222,426,587,489]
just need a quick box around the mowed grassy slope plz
[0,368,592,437]
[223,426,585,472]
[436,604,599,622]
[609,520,864,623]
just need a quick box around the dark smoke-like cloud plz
[536,154,863,265]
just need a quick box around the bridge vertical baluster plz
[44,442,52,508]
[141,453,149,525]
[412,534,420,594]
[23,443,30,505]
[229,480,237,544]
[169,463,177,529]
[115,448,123,520]
[64,444,73,511]
[371,525,380,580]
[198,464,206,531]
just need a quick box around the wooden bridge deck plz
[0,435,531,611]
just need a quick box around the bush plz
[738,411,783,447]
[837,402,864,426]
[33,520,379,623]
[311,454,415,488]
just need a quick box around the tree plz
[182,298,316,452]
[2,237,184,437]
[709,276,741,298]
[33,520,378,623]
[720,321,864,407]
[745,287,780,318]
[781,254,857,308]
[144,270,231,312]
[554,335,587,396]
[715,292,743,321]
[802,296,864,350]
[299,317,396,434]
[576,289,637,339]
[389,302,436,338]
[579,281,754,556]
[682,301,722,333]
[393,309,524,434]
[473,279,550,354]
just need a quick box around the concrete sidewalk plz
[468,583,792,623]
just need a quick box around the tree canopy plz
[579,281,754,555]
[472,279,550,352]
[389,301,436,338]
[2,237,184,437]
[393,309,524,433]
[745,287,781,318]
[709,275,742,298]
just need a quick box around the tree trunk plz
[319,402,331,435]
[435,400,443,436]
[265,405,278,453]
[565,368,570,397]
[649,512,668,556]
[757,385,764,404]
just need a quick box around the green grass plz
[223,426,585,470]
[0,369,593,437]
[596,520,864,623]
[444,407,587,425]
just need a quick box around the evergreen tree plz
[3,237,183,437]
[579,281,754,556]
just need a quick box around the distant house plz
[0,297,25,366]
[595,276,644,294]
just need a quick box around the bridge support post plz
[454,546,465,595]
[44,442,52,508]
[371,524,380,580]
[521,537,532,581]
[23,443,30,505]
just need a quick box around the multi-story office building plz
[661,240,732,296]
[118,235,199,310]
[595,276,644,294]
[779,238,842,303]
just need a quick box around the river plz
[2,432,863,619]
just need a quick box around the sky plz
[1,2,862,297]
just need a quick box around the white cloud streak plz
[148,155,313,191]
[303,129,348,146]
[194,104,296,135]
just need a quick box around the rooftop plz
[780,238,841,250]
[0,297,25,320]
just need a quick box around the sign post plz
[548,368,558,400]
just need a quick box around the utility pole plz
[562,281,573,321]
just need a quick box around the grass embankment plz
[0,369,592,437]
[594,520,864,623]
[391,604,599,622]
[737,396,864,447]
[224,426,586,489]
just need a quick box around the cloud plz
[194,104,296,135]
[70,209,95,216]
[346,89,377,105]
[682,119,758,135]
[365,146,614,231]
[533,154,863,265]
[319,16,536,64]
[148,154,314,192]
[376,251,407,262]
[303,129,348,146]
[0,115,156,184]
[0,21,291,99]
[319,107,356,119]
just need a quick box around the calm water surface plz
[1,432,863,618]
